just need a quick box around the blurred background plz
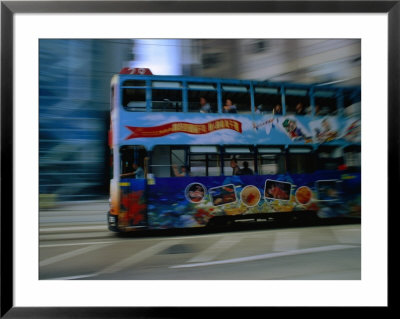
[39,39,361,205]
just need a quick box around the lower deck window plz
[258,154,285,175]
[189,154,220,176]
[317,146,344,170]
[344,146,361,170]
[287,148,315,174]
[223,153,255,176]
[151,145,221,177]
[136,144,354,178]
[120,145,147,178]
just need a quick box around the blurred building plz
[39,39,132,201]
[192,39,361,86]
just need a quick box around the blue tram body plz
[108,68,361,232]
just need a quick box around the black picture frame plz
[1,1,395,317]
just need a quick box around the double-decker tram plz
[107,67,361,232]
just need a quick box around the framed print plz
[1,0,396,317]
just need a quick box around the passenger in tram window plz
[199,97,211,113]
[172,164,189,177]
[295,102,306,115]
[273,104,282,115]
[121,162,144,179]
[223,99,237,113]
[239,161,254,175]
[230,158,241,175]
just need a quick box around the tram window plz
[344,146,361,170]
[190,154,207,176]
[343,101,361,118]
[285,89,309,115]
[120,145,147,178]
[123,88,146,111]
[152,81,182,89]
[287,147,315,173]
[151,145,187,177]
[123,80,146,87]
[222,85,251,114]
[152,88,182,112]
[151,145,221,177]
[188,84,217,113]
[151,145,173,177]
[254,87,280,114]
[257,147,285,174]
[190,146,218,153]
[223,147,255,175]
[189,146,220,176]
[314,90,337,116]
[207,154,221,176]
[171,148,186,167]
[343,89,361,117]
[317,146,343,170]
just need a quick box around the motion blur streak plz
[170,244,358,268]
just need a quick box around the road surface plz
[39,200,361,280]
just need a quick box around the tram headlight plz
[108,215,117,226]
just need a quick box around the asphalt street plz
[39,200,361,280]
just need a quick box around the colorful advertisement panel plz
[119,113,360,148]
[143,171,361,229]
[264,180,292,200]
[209,184,237,206]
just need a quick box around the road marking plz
[272,231,300,252]
[40,243,112,267]
[97,240,181,275]
[187,235,243,263]
[170,244,359,269]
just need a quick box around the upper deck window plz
[188,84,215,90]
[152,81,182,89]
[343,90,361,117]
[121,80,148,112]
[314,90,338,116]
[343,101,361,118]
[123,80,147,87]
[222,85,251,114]
[188,83,217,113]
[285,88,309,116]
[254,87,280,115]
[151,81,183,112]
[123,88,146,111]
